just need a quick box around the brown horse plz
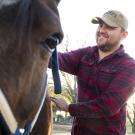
[0,0,63,135]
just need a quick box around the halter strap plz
[0,75,48,135]
[0,89,17,134]
[0,88,31,135]
[52,47,62,94]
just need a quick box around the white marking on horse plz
[0,0,19,8]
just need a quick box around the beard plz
[96,33,120,52]
[98,43,116,52]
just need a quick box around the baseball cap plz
[91,10,128,30]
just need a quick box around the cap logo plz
[104,11,117,18]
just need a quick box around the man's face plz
[96,22,126,52]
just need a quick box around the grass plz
[126,120,134,134]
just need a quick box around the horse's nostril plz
[41,33,63,53]
[46,33,63,47]
[45,35,59,49]
[54,33,63,44]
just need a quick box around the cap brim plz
[91,17,103,24]
[91,17,118,28]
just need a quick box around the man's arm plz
[51,65,135,118]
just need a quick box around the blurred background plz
[49,0,135,134]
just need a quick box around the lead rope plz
[52,47,62,94]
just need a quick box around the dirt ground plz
[52,124,134,135]
[52,124,71,135]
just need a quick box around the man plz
[50,10,135,135]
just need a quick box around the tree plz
[60,71,77,103]
[127,94,135,133]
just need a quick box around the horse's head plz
[0,0,63,129]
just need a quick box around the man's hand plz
[50,97,69,112]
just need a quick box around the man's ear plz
[121,31,128,40]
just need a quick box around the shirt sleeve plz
[58,47,90,75]
[68,64,135,118]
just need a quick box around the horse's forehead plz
[0,0,19,8]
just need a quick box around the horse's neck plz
[0,75,48,134]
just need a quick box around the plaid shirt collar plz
[93,45,125,62]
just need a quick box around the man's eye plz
[107,25,117,30]
[99,23,103,27]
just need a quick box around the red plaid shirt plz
[58,45,135,135]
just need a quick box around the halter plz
[0,75,48,135]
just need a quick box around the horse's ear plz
[0,0,19,8]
